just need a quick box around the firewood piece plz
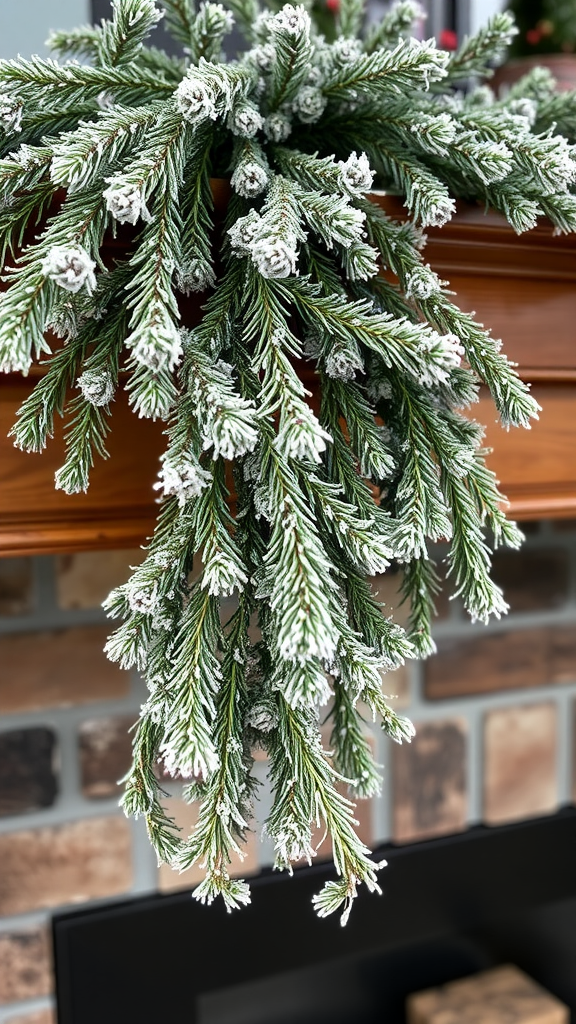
[407,964,569,1024]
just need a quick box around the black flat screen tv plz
[52,807,576,1024]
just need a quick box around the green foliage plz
[0,0,570,923]
[364,0,422,54]
[46,25,102,61]
[322,37,448,102]
[98,0,164,67]
[0,54,173,107]
[267,6,314,109]
[188,2,235,63]
[160,0,198,48]
[336,0,365,41]
[442,12,517,82]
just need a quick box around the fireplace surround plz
[52,807,576,1024]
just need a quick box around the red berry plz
[439,29,458,51]
[526,28,542,45]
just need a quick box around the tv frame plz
[53,807,576,1024]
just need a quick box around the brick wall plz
[1,523,575,1022]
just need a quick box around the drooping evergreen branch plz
[267,696,385,925]
[178,599,257,911]
[0,0,567,926]
[0,182,107,373]
[0,55,175,106]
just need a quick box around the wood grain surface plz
[1,197,575,554]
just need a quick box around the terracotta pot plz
[1,193,576,555]
[491,53,576,93]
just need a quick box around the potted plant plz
[1,0,576,923]
[494,0,576,91]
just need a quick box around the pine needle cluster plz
[1,0,574,922]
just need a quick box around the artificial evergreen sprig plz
[0,0,573,923]
[442,12,518,83]
[0,54,174,107]
[364,0,425,55]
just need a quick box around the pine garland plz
[1,0,574,922]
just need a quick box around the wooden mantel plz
[0,375,165,556]
[1,201,575,556]
[422,202,576,521]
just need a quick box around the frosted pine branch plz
[0,0,560,927]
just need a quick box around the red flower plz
[326,0,340,12]
[439,29,458,51]
[526,28,542,45]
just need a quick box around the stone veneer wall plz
[1,522,576,1023]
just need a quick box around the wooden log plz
[407,964,569,1024]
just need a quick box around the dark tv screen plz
[52,809,576,1024]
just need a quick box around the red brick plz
[0,925,51,1003]
[0,727,58,818]
[490,547,569,612]
[0,926,52,1005]
[79,715,135,799]
[6,1010,55,1024]
[373,562,452,659]
[56,549,142,609]
[425,625,576,700]
[433,585,452,621]
[0,816,133,916]
[484,703,558,826]
[0,557,33,616]
[550,628,576,679]
[429,548,456,620]
[392,719,467,844]
[0,625,129,714]
[382,663,410,708]
[372,569,410,626]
